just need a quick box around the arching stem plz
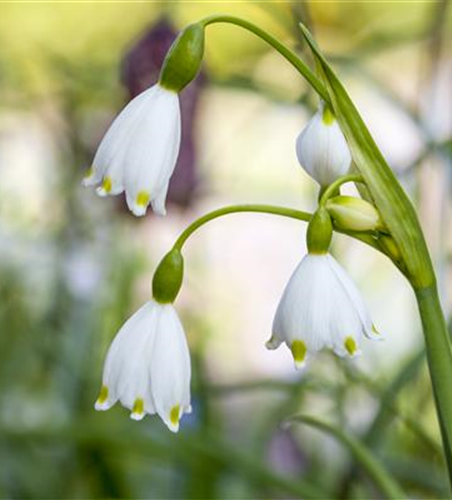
[172,204,384,256]
[173,205,311,251]
[200,15,330,103]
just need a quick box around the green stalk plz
[287,415,406,499]
[200,15,330,103]
[297,22,452,488]
[172,204,383,255]
[173,204,310,250]
[415,284,452,474]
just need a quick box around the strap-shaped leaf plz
[298,23,434,289]
[286,414,406,499]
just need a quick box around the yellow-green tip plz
[291,340,307,368]
[322,105,335,126]
[136,191,150,208]
[131,398,145,421]
[97,385,108,403]
[170,405,180,426]
[94,385,109,411]
[344,336,357,356]
[102,176,112,193]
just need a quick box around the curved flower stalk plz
[296,102,351,186]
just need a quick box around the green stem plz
[200,15,330,103]
[319,173,364,206]
[173,204,311,251]
[287,415,406,499]
[415,284,452,489]
[172,204,384,256]
[173,204,388,262]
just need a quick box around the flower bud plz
[159,23,205,93]
[326,196,384,232]
[152,248,184,303]
[307,207,333,254]
[296,103,351,187]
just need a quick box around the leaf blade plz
[286,414,406,499]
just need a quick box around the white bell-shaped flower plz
[83,83,181,217]
[95,299,191,432]
[296,102,351,187]
[267,253,380,369]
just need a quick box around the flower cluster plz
[86,24,383,432]
[266,102,382,368]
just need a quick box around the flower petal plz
[89,86,157,186]
[97,301,159,417]
[150,304,191,432]
[326,255,381,340]
[123,86,181,216]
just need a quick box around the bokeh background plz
[0,1,451,498]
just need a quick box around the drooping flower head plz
[95,248,190,432]
[83,23,205,216]
[95,299,191,432]
[83,84,181,217]
[267,207,380,368]
[121,18,205,208]
[296,102,351,187]
[267,252,380,369]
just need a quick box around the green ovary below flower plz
[296,102,351,187]
[82,83,181,217]
[94,299,191,432]
[267,253,381,369]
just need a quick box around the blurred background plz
[0,1,451,498]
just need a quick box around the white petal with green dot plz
[94,299,191,431]
[150,304,191,433]
[270,253,376,366]
[95,301,159,419]
[83,83,181,217]
[295,102,351,187]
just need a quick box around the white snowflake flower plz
[95,299,191,432]
[267,253,380,368]
[83,83,181,217]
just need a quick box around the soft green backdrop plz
[0,1,451,498]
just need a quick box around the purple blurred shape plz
[121,18,205,209]
[267,428,308,477]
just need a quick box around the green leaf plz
[286,414,406,499]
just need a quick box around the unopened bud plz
[152,248,184,303]
[326,196,384,232]
[307,207,333,254]
[296,103,351,187]
[159,23,205,92]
